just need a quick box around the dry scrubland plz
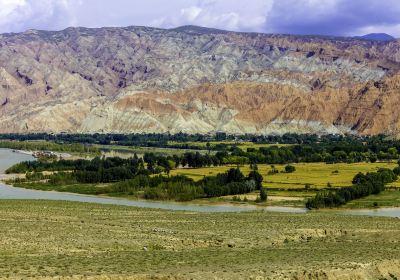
[171,162,399,189]
[0,200,399,279]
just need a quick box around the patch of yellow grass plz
[387,180,400,188]
[171,162,399,189]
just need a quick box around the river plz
[0,148,35,173]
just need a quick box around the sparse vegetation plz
[0,200,398,279]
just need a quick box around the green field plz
[343,189,400,208]
[0,200,399,279]
[171,162,399,189]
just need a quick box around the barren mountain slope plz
[0,25,399,134]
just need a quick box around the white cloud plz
[0,0,399,38]
[0,0,80,33]
[152,0,272,32]
[181,6,203,22]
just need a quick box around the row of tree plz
[20,165,265,202]
[8,156,147,183]
[8,152,225,178]
[306,168,398,208]
[142,167,264,201]
[4,132,400,167]
[237,145,400,164]
[0,132,333,146]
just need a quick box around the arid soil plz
[0,200,399,279]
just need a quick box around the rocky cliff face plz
[0,25,400,135]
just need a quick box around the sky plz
[0,0,399,37]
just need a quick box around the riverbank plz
[9,177,400,212]
[4,181,400,217]
[11,149,72,159]
[0,183,309,213]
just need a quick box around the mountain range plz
[0,25,400,135]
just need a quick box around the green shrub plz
[166,182,204,201]
[285,165,296,173]
[143,187,168,200]
[260,188,267,202]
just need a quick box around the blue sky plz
[0,0,399,37]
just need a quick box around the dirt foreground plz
[0,200,399,279]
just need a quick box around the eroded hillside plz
[0,25,399,134]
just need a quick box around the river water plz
[340,208,400,218]
[0,183,260,212]
[0,148,399,216]
[0,148,35,173]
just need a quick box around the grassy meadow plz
[171,162,399,189]
[0,200,399,279]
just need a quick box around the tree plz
[206,142,211,154]
[260,188,267,202]
[226,168,245,183]
[164,160,175,176]
[285,165,296,173]
[250,163,258,171]
[333,151,347,162]
[248,170,263,190]
[388,147,398,157]
[393,166,400,175]
[369,154,378,163]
